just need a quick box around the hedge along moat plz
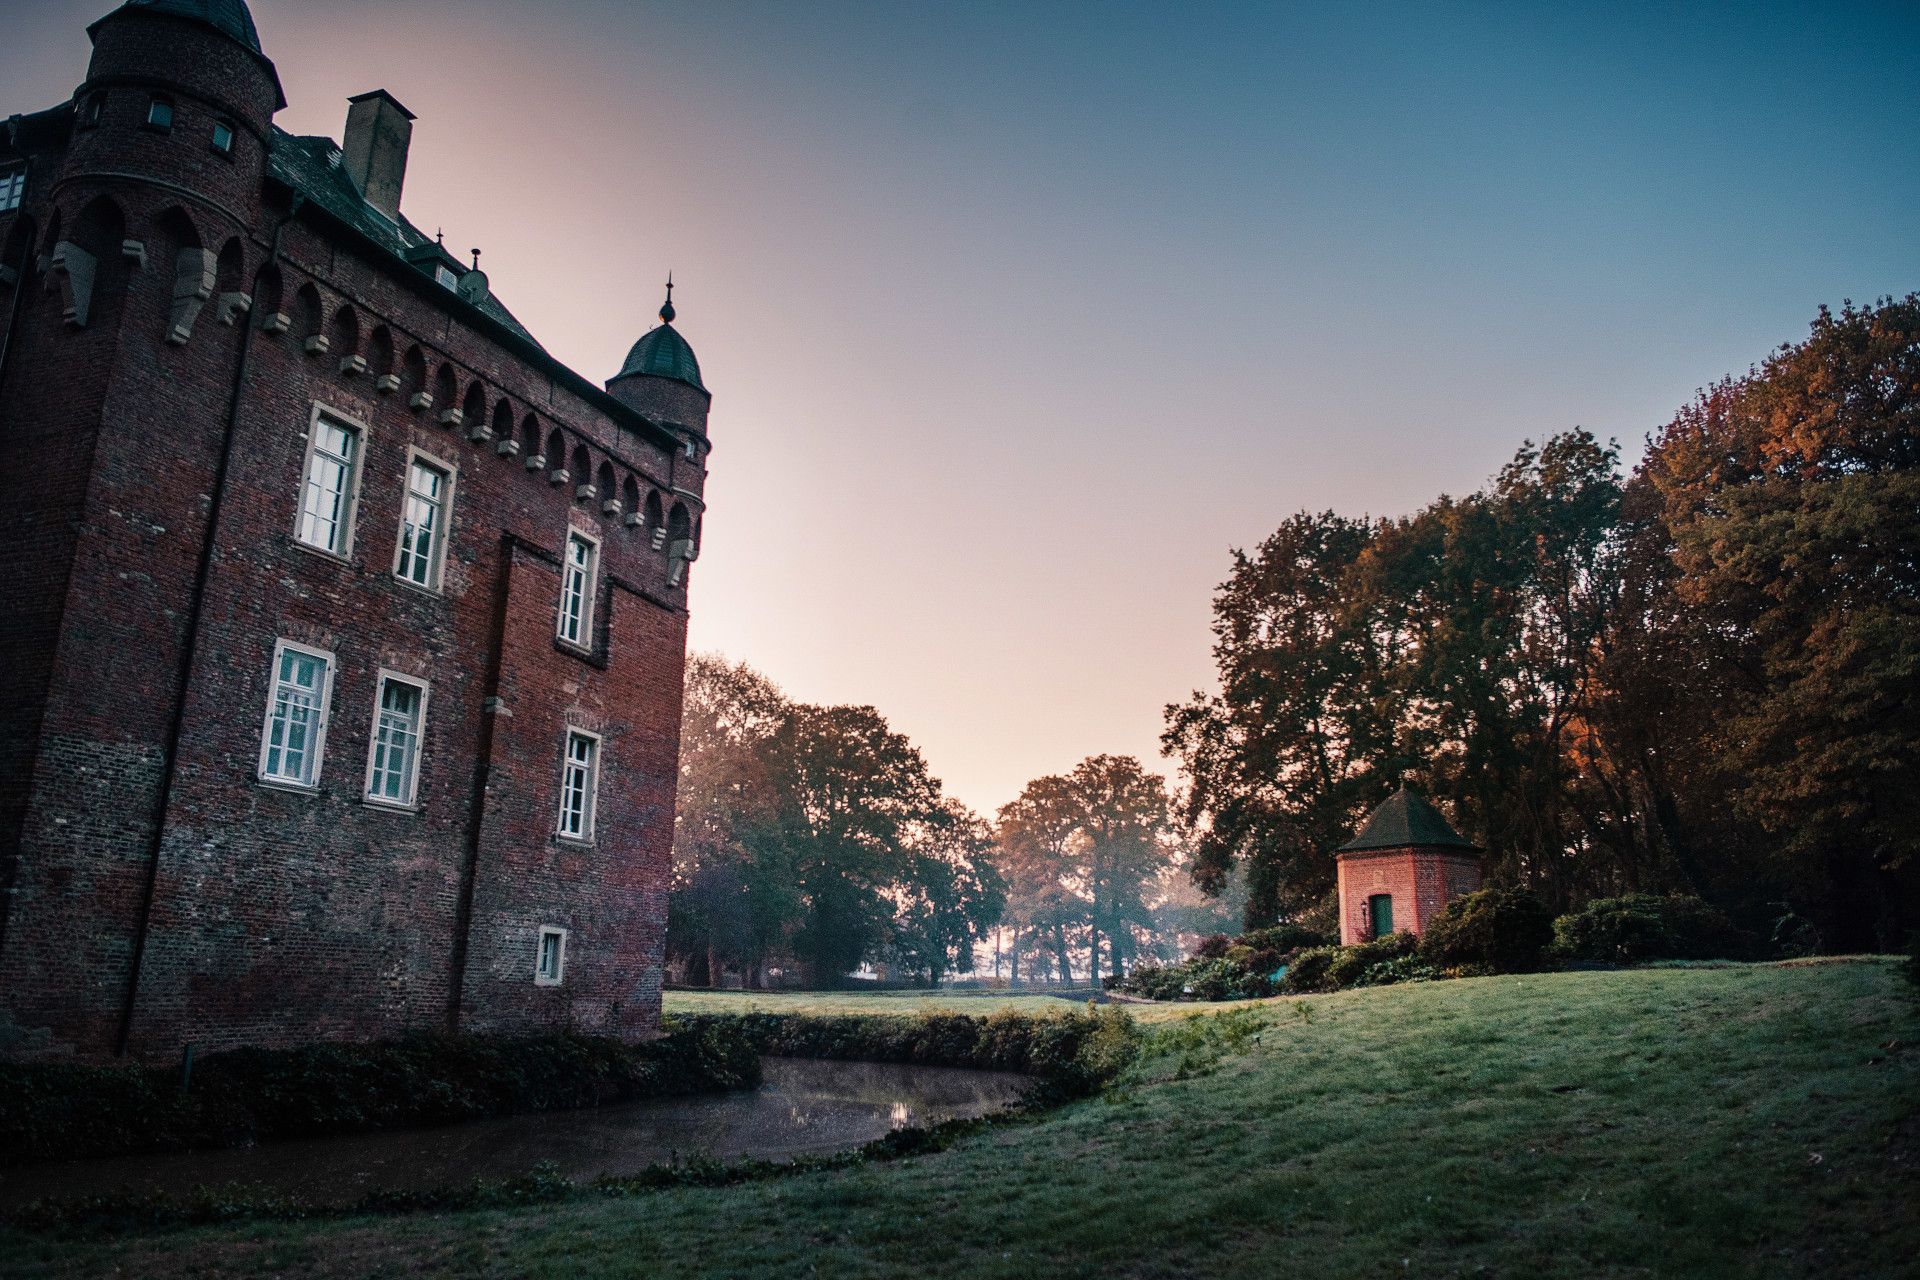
[0,1007,1146,1235]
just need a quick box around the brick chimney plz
[341,89,414,221]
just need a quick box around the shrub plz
[1238,923,1331,956]
[1112,964,1186,1001]
[1280,946,1341,994]
[1552,894,1751,964]
[674,1008,1139,1101]
[1325,931,1420,988]
[1180,957,1275,1002]
[0,1025,760,1168]
[1194,934,1232,960]
[1420,887,1555,974]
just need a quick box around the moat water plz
[0,1058,1032,1209]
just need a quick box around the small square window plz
[145,97,173,132]
[211,121,235,155]
[79,93,104,130]
[535,926,568,986]
[0,168,23,215]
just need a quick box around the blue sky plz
[10,0,1917,810]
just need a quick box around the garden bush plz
[1280,946,1340,994]
[1420,887,1555,973]
[1552,893,1752,964]
[1282,933,1431,993]
[0,1023,760,1168]
[1113,923,1326,1002]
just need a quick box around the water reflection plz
[0,1058,1031,1210]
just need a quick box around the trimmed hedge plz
[1420,887,1555,974]
[0,1024,760,1168]
[1552,893,1753,964]
[672,1006,1139,1101]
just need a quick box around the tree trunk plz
[706,944,723,989]
[1053,928,1073,985]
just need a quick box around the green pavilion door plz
[1368,894,1394,938]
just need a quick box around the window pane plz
[297,422,358,553]
[369,678,423,802]
[397,462,446,587]
[263,648,328,785]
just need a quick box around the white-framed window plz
[557,728,600,842]
[535,926,568,986]
[257,640,335,788]
[0,167,23,213]
[393,453,453,590]
[556,529,599,647]
[364,672,428,807]
[295,408,364,557]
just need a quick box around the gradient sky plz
[10,1,1919,813]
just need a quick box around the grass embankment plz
[6,961,1916,1278]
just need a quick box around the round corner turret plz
[606,283,710,437]
[69,1,281,217]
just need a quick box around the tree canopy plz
[1165,296,1920,950]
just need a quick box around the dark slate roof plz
[1338,787,1479,854]
[267,129,543,350]
[91,0,285,107]
[116,0,262,51]
[617,323,705,392]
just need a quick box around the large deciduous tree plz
[1627,296,1920,948]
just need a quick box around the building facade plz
[1334,788,1482,946]
[0,0,710,1059]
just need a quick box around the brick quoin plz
[0,0,709,1060]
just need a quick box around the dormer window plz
[145,96,173,133]
[0,167,23,214]
[211,120,235,156]
[434,264,458,291]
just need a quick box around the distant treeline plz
[1165,296,1920,951]
[669,661,1220,989]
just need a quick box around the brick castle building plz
[0,0,709,1059]
[1334,787,1482,946]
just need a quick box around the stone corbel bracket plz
[215,291,253,327]
[166,247,217,345]
[50,241,99,328]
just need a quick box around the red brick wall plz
[0,8,705,1059]
[1335,848,1483,946]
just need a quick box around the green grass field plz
[5,961,1915,1278]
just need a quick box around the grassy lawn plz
[5,961,1915,1278]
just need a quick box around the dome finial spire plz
[659,272,675,325]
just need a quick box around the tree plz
[669,655,795,985]
[1627,296,1920,948]
[995,756,1180,984]
[1165,432,1624,921]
